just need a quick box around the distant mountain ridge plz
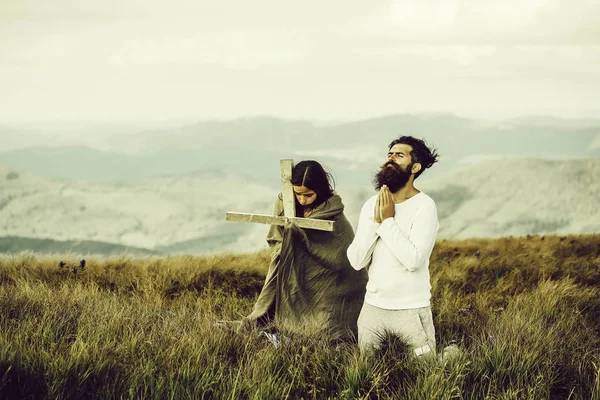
[1,114,598,187]
[0,236,157,256]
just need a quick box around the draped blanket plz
[246,194,368,340]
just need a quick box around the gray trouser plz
[357,302,436,356]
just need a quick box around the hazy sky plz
[1,0,599,124]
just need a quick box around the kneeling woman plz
[245,160,368,341]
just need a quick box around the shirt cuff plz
[376,217,395,235]
[365,218,381,234]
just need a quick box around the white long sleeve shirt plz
[346,192,439,310]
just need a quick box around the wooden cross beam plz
[225,159,335,231]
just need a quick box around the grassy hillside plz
[1,234,599,399]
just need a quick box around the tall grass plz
[1,234,599,399]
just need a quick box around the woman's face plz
[293,185,317,207]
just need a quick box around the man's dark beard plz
[373,162,412,193]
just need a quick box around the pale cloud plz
[0,0,599,122]
[386,0,459,30]
[106,32,309,68]
[370,0,600,45]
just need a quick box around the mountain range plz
[1,114,598,187]
[1,157,598,255]
[1,114,598,255]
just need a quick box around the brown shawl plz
[246,194,368,340]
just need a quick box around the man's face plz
[373,144,415,192]
[386,144,414,170]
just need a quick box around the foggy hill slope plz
[1,157,598,254]
[0,236,157,256]
[0,166,276,253]
[420,157,600,239]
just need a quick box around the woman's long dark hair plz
[292,160,335,216]
[288,160,335,217]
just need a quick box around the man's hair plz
[388,136,439,179]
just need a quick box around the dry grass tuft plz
[1,235,598,399]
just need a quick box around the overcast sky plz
[1,0,599,124]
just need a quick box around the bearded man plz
[346,135,440,356]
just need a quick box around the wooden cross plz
[225,159,335,231]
